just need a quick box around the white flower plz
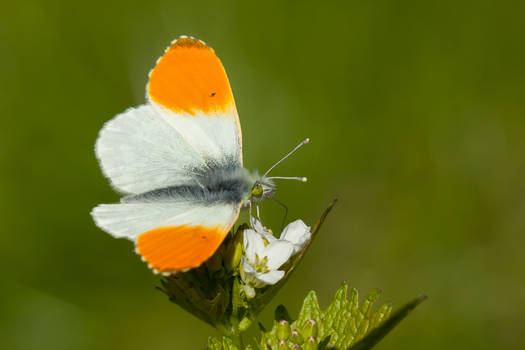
[280,219,311,254]
[240,218,312,293]
[241,229,294,287]
[253,218,311,254]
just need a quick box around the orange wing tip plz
[149,36,212,70]
[169,36,211,50]
[147,36,235,116]
[136,225,228,273]
[135,247,186,275]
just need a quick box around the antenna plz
[267,176,307,182]
[263,138,310,177]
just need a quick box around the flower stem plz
[230,329,243,349]
[216,322,244,348]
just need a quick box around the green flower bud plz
[243,284,256,299]
[277,320,290,341]
[239,317,252,331]
[290,329,303,345]
[301,319,317,338]
[224,227,245,271]
[304,336,317,350]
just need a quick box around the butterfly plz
[91,36,308,274]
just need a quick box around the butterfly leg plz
[248,200,256,228]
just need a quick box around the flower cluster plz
[159,199,338,348]
[240,218,311,297]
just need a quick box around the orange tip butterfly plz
[91,36,308,274]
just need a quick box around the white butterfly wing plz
[93,37,246,273]
[92,201,239,241]
[91,201,241,272]
[96,36,242,195]
[96,105,198,194]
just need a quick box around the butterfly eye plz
[251,184,263,197]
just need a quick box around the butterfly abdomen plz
[124,165,253,204]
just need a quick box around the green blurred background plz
[1,0,524,348]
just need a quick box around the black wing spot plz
[201,236,207,239]
[210,92,216,97]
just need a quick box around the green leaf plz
[231,277,247,322]
[207,336,223,350]
[293,291,321,330]
[348,295,427,350]
[206,336,240,350]
[221,337,238,350]
[257,283,425,350]
[158,272,229,327]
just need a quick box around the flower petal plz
[264,240,294,270]
[243,229,265,262]
[280,219,311,254]
[260,231,278,244]
[241,256,256,274]
[255,270,285,285]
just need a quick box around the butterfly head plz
[247,138,310,204]
[249,176,276,203]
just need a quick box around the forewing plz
[147,36,242,166]
[96,36,243,195]
[91,200,241,272]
